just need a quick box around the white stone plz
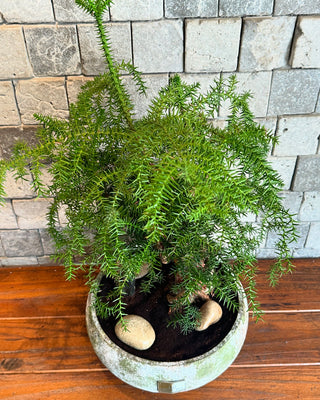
[292,156,320,192]
[291,17,320,68]
[115,315,156,350]
[110,0,162,20]
[274,116,320,156]
[268,157,296,190]
[195,300,223,331]
[0,200,18,229]
[239,17,296,71]
[53,0,109,22]
[278,191,303,215]
[67,76,94,104]
[0,0,54,23]
[13,198,53,229]
[122,74,169,119]
[274,0,320,15]
[0,81,20,126]
[299,192,320,222]
[0,257,39,266]
[219,0,273,16]
[305,223,320,250]
[165,0,218,18]
[185,18,241,72]
[133,20,183,73]
[78,23,132,75]
[3,171,35,199]
[221,72,272,118]
[15,78,69,125]
[178,73,221,94]
[0,27,33,79]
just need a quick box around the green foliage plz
[0,0,298,332]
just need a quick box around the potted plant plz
[0,0,297,393]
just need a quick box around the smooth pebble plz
[195,300,223,331]
[115,315,156,350]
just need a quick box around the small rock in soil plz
[195,300,223,331]
[135,262,150,279]
[115,315,156,350]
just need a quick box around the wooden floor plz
[0,259,319,399]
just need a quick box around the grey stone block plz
[122,74,169,119]
[165,0,218,18]
[53,0,109,22]
[256,247,287,259]
[177,73,221,94]
[268,157,297,190]
[219,0,273,16]
[274,116,320,156]
[111,0,163,20]
[133,20,183,73]
[66,76,93,104]
[278,191,303,215]
[268,70,320,116]
[0,81,20,126]
[221,71,272,118]
[299,192,320,222]
[3,171,35,199]
[239,17,296,72]
[39,229,56,255]
[305,222,320,250]
[290,17,320,69]
[1,256,39,266]
[0,229,43,257]
[0,27,33,79]
[0,126,38,161]
[293,247,320,258]
[292,156,320,192]
[15,78,69,125]
[266,222,309,249]
[24,25,81,76]
[13,198,53,229]
[78,23,131,75]
[0,0,54,23]
[185,19,241,73]
[0,240,4,257]
[0,200,18,229]
[274,0,320,15]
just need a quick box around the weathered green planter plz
[86,276,248,393]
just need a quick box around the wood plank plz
[0,366,319,400]
[0,313,319,373]
[255,258,320,311]
[0,265,88,318]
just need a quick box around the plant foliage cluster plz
[0,0,297,333]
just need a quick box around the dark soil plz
[97,273,238,362]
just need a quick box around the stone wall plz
[0,0,319,265]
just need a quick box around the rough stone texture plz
[219,0,273,16]
[0,27,33,79]
[39,229,56,255]
[0,81,20,126]
[122,74,169,118]
[13,198,52,229]
[3,171,35,199]
[221,71,272,117]
[66,76,93,104]
[239,17,296,71]
[0,0,54,23]
[111,0,163,20]
[78,23,131,75]
[185,19,241,73]
[165,0,218,18]
[24,25,81,76]
[299,192,320,222]
[279,191,303,215]
[177,73,221,94]
[0,126,38,160]
[266,223,309,249]
[256,247,284,259]
[268,157,297,190]
[1,256,39,266]
[15,78,69,125]
[133,20,183,73]
[53,0,109,22]
[274,116,320,156]
[292,156,320,192]
[274,0,320,15]
[305,223,320,250]
[293,247,320,258]
[0,200,18,229]
[0,241,5,257]
[0,229,43,257]
[291,17,320,68]
[268,69,320,116]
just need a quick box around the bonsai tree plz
[0,0,297,334]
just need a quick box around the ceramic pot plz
[86,275,248,393]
